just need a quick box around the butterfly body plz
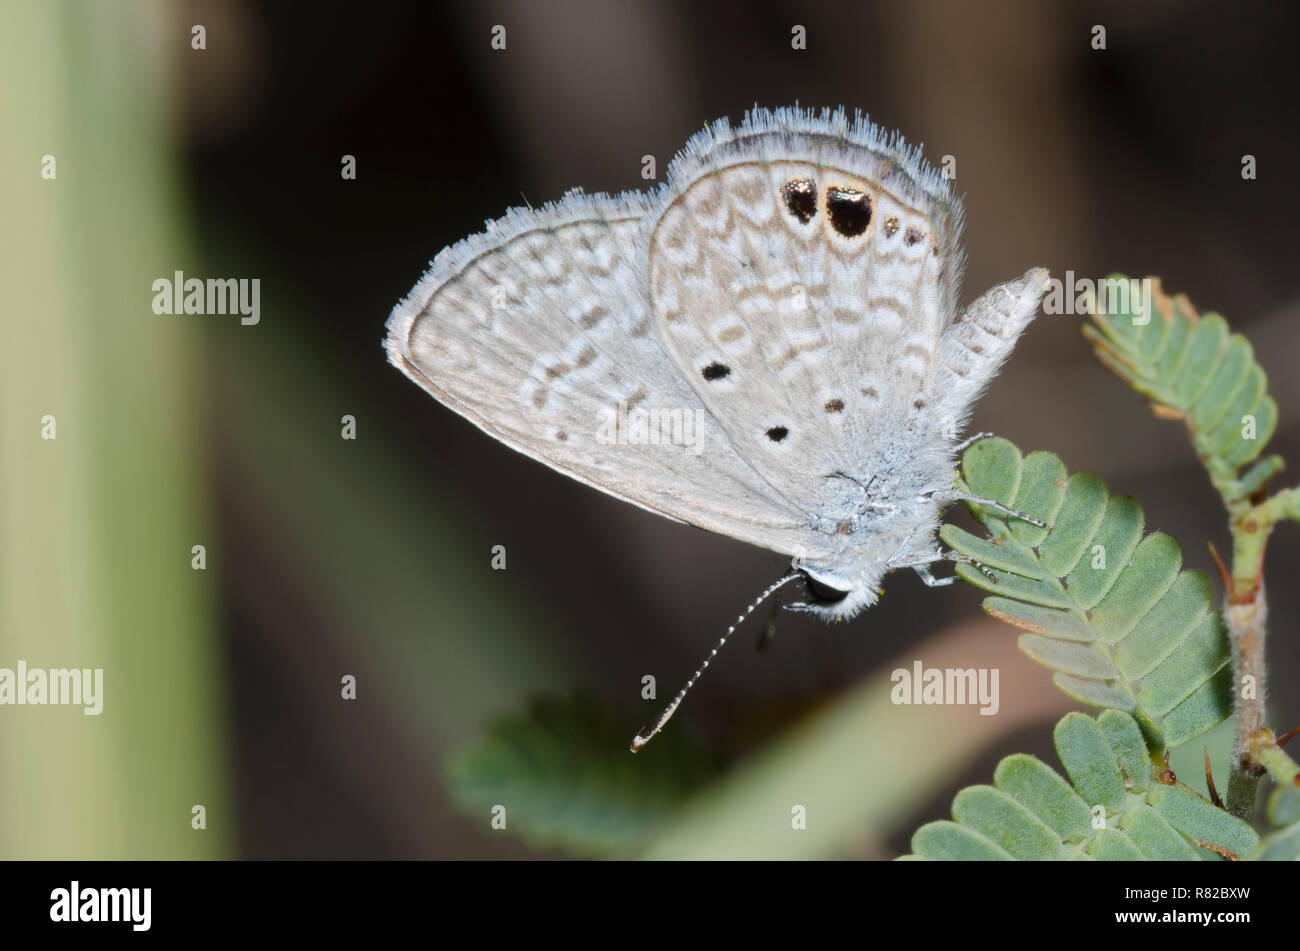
[386,106,1048,625]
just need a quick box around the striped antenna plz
[630,572,802,753]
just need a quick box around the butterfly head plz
[793,483,947,620]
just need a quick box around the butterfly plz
[385,106,1049,750]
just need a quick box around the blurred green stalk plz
[0,0,230,857]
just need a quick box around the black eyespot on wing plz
[782,179,818,224]
[827,186,872,237]
[801,571,849,605]
[824,398,844,413]
[765,426,789,443]
[904,227,924,247]
[702,362,731,381]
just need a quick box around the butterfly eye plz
[781,179,818,224]
[826,186,871,237]
[801,571,850,605]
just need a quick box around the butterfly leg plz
[951,431,994,454]
[892,547,999,585]
[912,564,957,588]
[929,490,1048,529]
[943,550,1000,583]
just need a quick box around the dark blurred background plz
[4,0,1299,859]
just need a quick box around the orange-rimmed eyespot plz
[826,186,871,236]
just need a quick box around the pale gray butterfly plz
[384,107,1049,751]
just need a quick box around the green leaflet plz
[1267,785,1300,827]
[445,695,720,857]
[1083,274,1280,508]
[1252,824,1300,861]
[907,711,1257,860]
[941,438,1232,748]
[1252,788,1300,860]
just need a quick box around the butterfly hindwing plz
[644,109,965,509]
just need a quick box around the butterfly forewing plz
[386,192,835,561]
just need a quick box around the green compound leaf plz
[907,710,1258,860]
[1252,821,1300,860]
[1083,274,1280,508]
[446,694,721,857]
[941,438,1232,748]
[1267,784,1300,827]
[1250,787,1300,860]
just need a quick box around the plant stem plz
[1249,730,1300,785]
[1222,487,1300,820]
[1224,592,1266,818]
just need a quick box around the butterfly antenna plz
[630,572,802,753]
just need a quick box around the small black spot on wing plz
[702,362,731,381]
[824,398,844,413]
[766,426,789,443]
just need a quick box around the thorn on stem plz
[1276,724,1300,748]
[1204,748,1223,808]
[1206,541,1231,591]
